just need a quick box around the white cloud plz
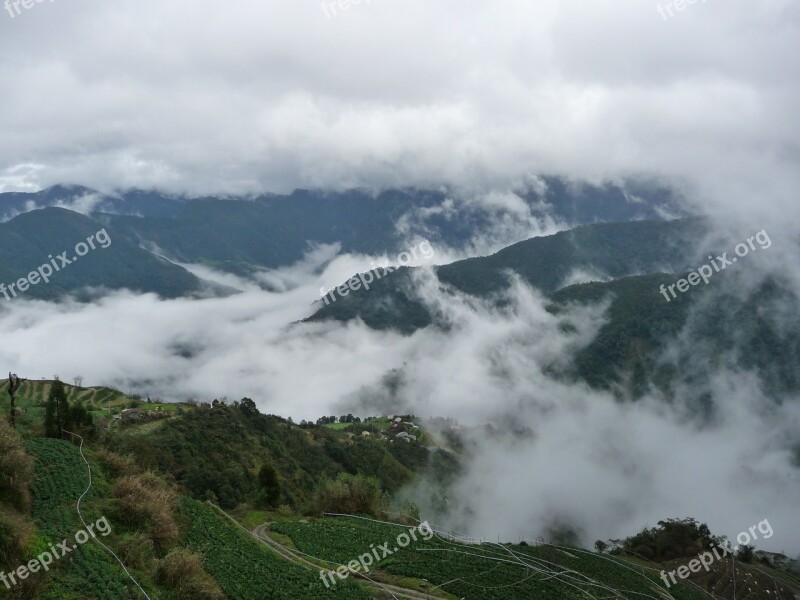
[0,0,795,212]
[0,0,798,556]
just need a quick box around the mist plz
[0,0,798,561]
[0,197,798,556]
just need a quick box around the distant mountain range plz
[307,218,800,400]
[5,181,794,401]
[0,208,207,300]
[1,178,684,275]
[307,218,709,330]
[0,185,187,220]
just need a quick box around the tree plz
[46,379,69,437]
[623,518,718,562]
[595,540,608,554]
[239,398,259,418]
[314,473,386,517]
[737,544,754,563]
[73,375,84,388]
[44,394,58,437]
[258,463,282,507]
[69,403,94,437]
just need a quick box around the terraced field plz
[271,516,712,600]
[0,378,183,436]
[0,379,128,407]
[181,498,371,600]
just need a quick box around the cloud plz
[0,240,798,554]
[0,0,795,210]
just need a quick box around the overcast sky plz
[0,0,798,554]
[0,0,797,213]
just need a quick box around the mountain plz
[0,178,677,275]
[0,180,687,300]
[307,218,800,399]
[0,185,187,220]
[547,271,800,399]
[0,207,207,300]
[307,217,708,331]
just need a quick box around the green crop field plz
[24,438,149,599]
[180,498,371,600]
[272,516,711,600]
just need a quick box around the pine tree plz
[44,394,57,437]
[46,379,68,437]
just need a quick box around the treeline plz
[600,518,758,563]
[106,400,438,511]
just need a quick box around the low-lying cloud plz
[0,218,797,555]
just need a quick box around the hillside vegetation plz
[0,379,797,599]
[0,208,203,300]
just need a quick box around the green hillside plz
[307,217,800,398]
[101,181,681,275]
[0,207,205,300]
[109,399,457,511]
[307,217,707,331]
[547,271,800,398]
[24,438,149,599]
[1,382,797,599]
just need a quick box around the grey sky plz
[0,0,797,209]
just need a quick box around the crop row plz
[273,516,709,600]
[181,498,371,599]
[27,438,147,599]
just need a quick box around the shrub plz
[95,448,140,479]
[0,419,32,511]
[737,544,754,563]
[314,473,386,517]
[0,508,34,569]
[115,532,155,571]
[156,549,226,600]
[112,472,179,551]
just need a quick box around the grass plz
[324,422,351,430]
[238,510,276,529]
